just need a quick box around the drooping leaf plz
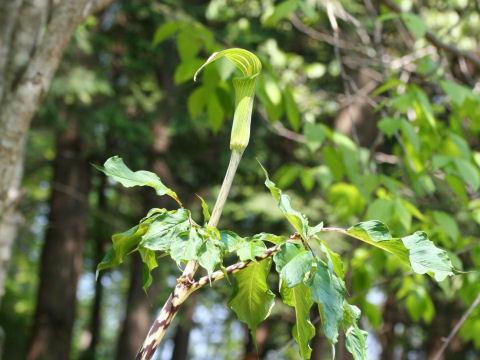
[307,259,346,344]
[401,231,454,281]
[94,156,181,205]
[140,209,191,251]
[96,218,153,275]
[228,258,275,341]
[318,240,345,279]
[343,302,368,360]
[139,247,158,292]
[346,221,454,281]
[273,242,313,288]
[169,227,203,264]
[280,281,315,359]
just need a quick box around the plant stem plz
[135,149,244,360]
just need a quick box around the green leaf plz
[197,195,211,223]
[343,302,368,360]
[237,238,267,262]
[174,58,205,84]
[346,221,454,281]
[307,259,346,344]
[220,230,243,252]
[304,123,326,152]
[284,88,300,131]
[273,243,313,288]
[401,231,454,281]
[251,232,284,245]
[377,117,402,137]
[139,248,158,292]
[440,80,472,106]
[177,29,201,60]
[433,211,459,241]
[207,92,225,133]
[97,219,153,275]
[280,281,315,359]
[318,240,345,279]
[169,227,203,263]
[188,86,208,118]
[228,258,275,341]
[401,13,427,38]
[94,156,180,205]
[454,157,480,191]
[263,0,299,26]
[153,21,179,45]
[261,164,309,241]
[198,236,224,277]
[140,209,191,251]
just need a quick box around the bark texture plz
[27,118,91,360]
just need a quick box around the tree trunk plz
[0,0,112,312]
[79,175,108,360]
[27,118,91,360]
[116,255,154,360]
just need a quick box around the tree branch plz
[380,0,480,68]
[431,292,480,360]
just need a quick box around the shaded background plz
[1,0,480,359]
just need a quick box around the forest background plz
[0,0,480,359]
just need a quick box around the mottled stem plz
[135,150,244,360]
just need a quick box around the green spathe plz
[194,48,261,150]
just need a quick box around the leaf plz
[177,29,201,60]
[139,248,158,292]
[169,227,203,263]
[346,221,454,281]
[401,13,427,38]
[454,157,480,191]
[140,209,191,251]
[433,211,459,241]
[96,219,153,275]
[251,232,284,245]
[237,238,267,262]
[280,281,315,359]
[318,241,345,279]
[284,88,300,131]
[207,92,225,133]
[307,259,346,344]
[377,117,402,138]
[273,243,313,288]
[261,164,309,241]
[263,0,299,26]
[343,302,368,360]
[220,230,243,252]
[174,58,205,84]
[198,236,224,277]
[153,21,179,45]
[196,195,211,223]
[228,258,275,341]
[188,86,208,118]
[401,231,454,281]
[304,123,326,152]
[94,156,180,205]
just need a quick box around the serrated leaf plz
[280,281,315,359]
[228,258,275,341]
[237,238,267,262]
[273,243,313,288]
[306,259,346,344]
[94,156,180,204]
[346,221,454,281]
[261,164,309,241]
[140,209,190,251]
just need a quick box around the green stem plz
[208,149,243,227]
[136,149,244,360]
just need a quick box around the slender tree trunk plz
[80,175,108,360]
[27,117,91,360]
[116,254,154,360]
